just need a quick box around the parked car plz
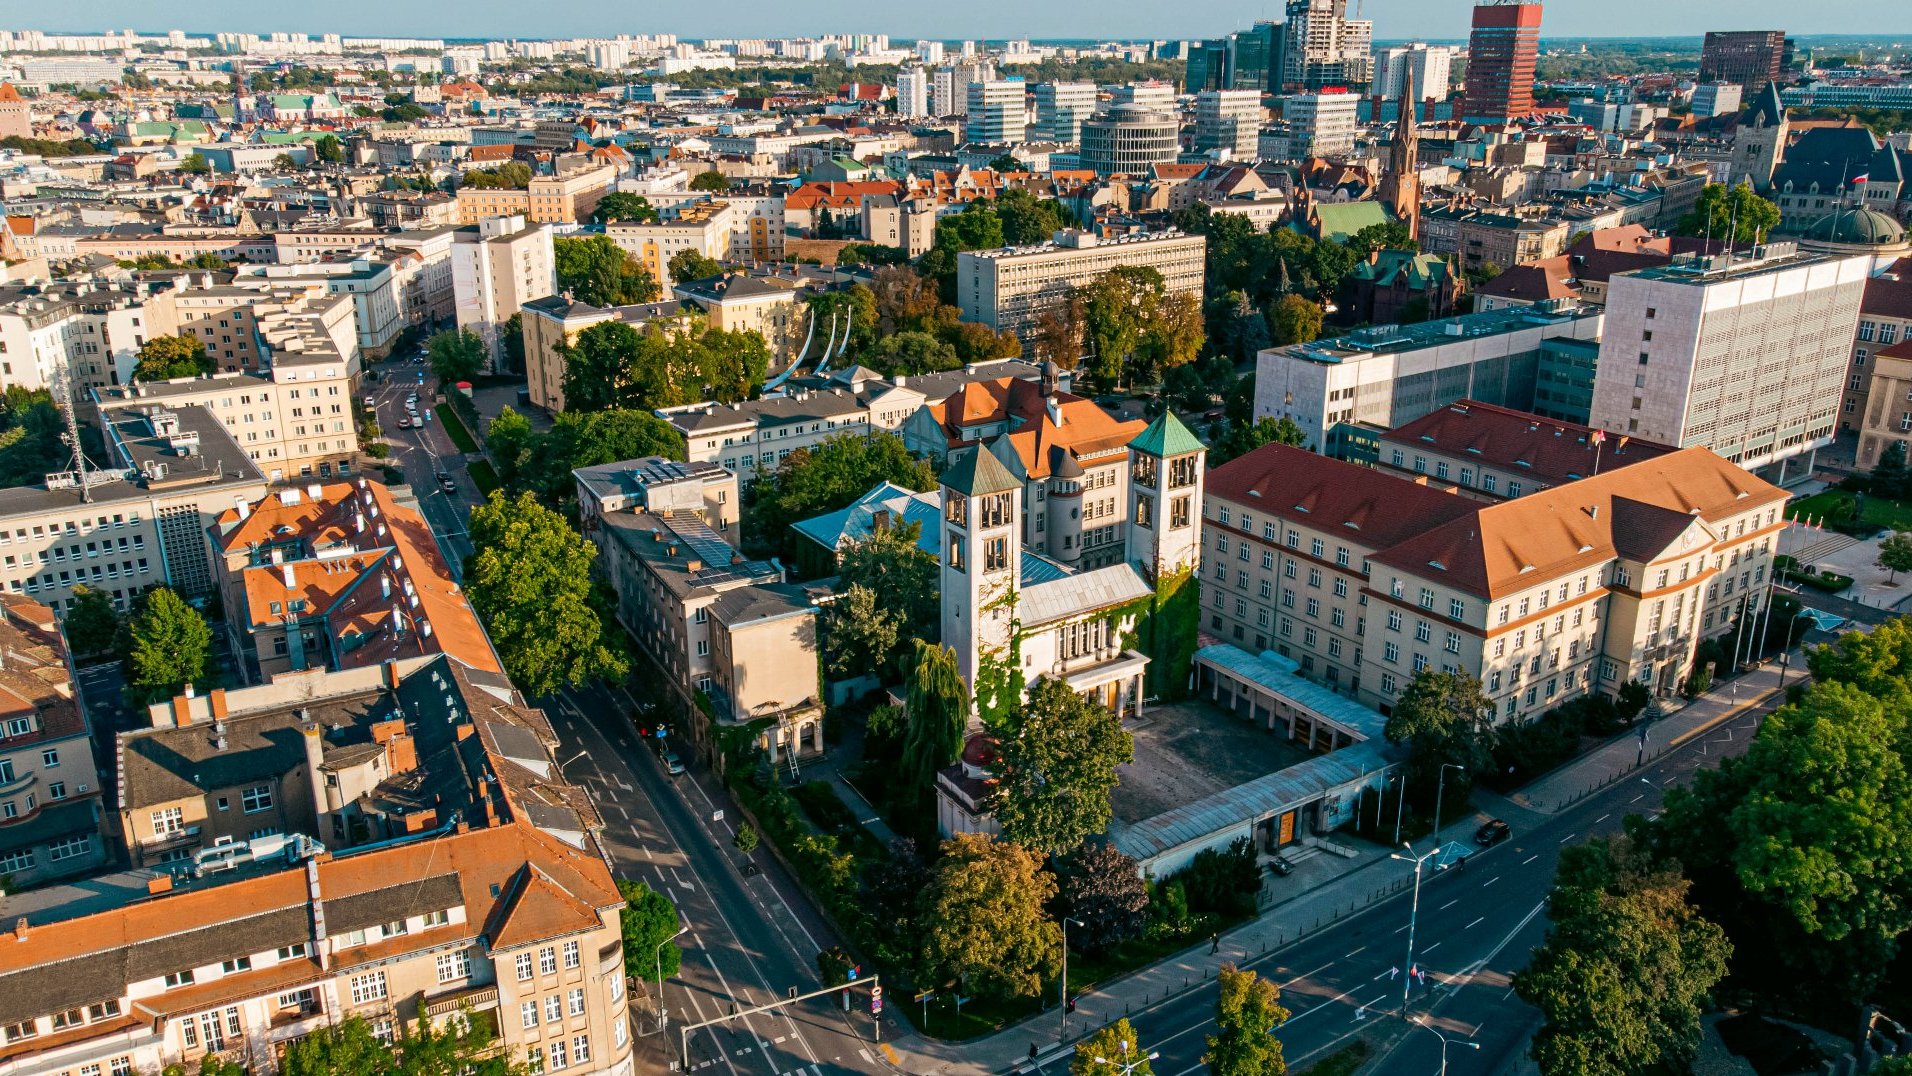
[1475,819,1511,846]
[661,750,686,776]
[1268,855,1295,877]
[436,471,456,495]
[362,395,375,408]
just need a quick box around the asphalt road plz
[543,680,894,1076]
[1013,697,1779,1076]
[364,355,474,577]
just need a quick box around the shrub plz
[1166,836,1259,918]
[363,442,391,459]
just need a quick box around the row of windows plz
[514,940,585,980]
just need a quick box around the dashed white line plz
[1439,899,1459,910]
[1594,813,1610,824]
[1483,876,1500,887]
[1521,854,1539,865]
[1465,916,1484,930]
[1630,793,1645,803]
[1421,942,1442,954]
[1344,946,1366,958]
[1559,832,1578,843]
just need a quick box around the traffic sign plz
[871,985,883,1015]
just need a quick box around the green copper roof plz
[942,445,1022,497]
[1309,201,1390,245]
[1130,411,1206,458]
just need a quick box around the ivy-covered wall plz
[1116,566,1200,702]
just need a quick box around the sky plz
[11,1,1912,44]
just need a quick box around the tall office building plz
[1282,91,1359,158]
[965,78,1028,143]
[1229,22,1284,92]
[939,59,996,115]
[1281,0,1373,90]
[1195,89,1263,158]
[1187,39,1230,92]
[1698,30,1794,95]
[1033,81,1098,143]
[1462,0,1543,124]
[896,67,930,118]
[1080,105,1182,176]
[1590,244,1868,477]
[1375,43,1454,104]
[1110,80,1177,113]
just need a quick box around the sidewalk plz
[884,654,1801,1075]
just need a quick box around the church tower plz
[939,445,1024,691]
[1380,86,1421,238]
[1125,412,1205,583]
[1733,82,1788,191]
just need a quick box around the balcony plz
[140,825,202,855]
[424,984,499,1018]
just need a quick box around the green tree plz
[1205,964,1290,1076]
[871,330,961,376]
[1072,1019,1155,1076]
[992,677,1135,856]
[313,133,343,162]
[1383,670,1495,809]
[62,585,121,658]
[919,833,1063,1001]
[1880,530,1912,585]
[836,521,938,656]
[124,587,211,706]
[743,431,936,558]
[1056,843,1150,955]
[281,1011,524,1076]
[1677,181,1782,245]
[820,584,900,682]
[617,879,683,980]
[667,248,724,283]
[134,335,213,381]
[464,491,627,695]
[500,312,526,374]
[1345,221,1417,256]
[557,318,765,416]
[0,387,70,486]
[1875,440,1911,500]
[1213,417,1308,465]
[734,823,759,857]
[426,328,487,384]
[1079,265,1161,388]
[485,406,535,492]
[554,235,659,307]
[459,161,532,189]
[689,169,731,192]
[176,152,210,175]
[273,152,298,170]
[902,640,970,800]
[1268,294,1323,346]
[594,191,658,223]
[1514,835,1730,1076]
[996,188,1068,245]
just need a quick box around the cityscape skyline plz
[7,2,1912,46]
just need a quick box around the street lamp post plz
[1390,843,1444,1016]
[1414,1015,1481,1075]
[1060,917,1082,1041]
[1432,762,1466,836]
[1392,773,1407,845]
[655,924,689,1031]
[1091,1039,1160,1074]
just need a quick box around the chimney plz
[304,856,329,970]
[12,918,25,941]
[282,563,296,589]
[234,496,251,521]
[1046,396,1063,426]
[420,620,433,639]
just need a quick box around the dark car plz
[1268,854,1295,877]
[1475,819,1511,846]
[436,471,456,495]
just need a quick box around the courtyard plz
[1113,698,1321,825]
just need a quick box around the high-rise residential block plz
[1033,81,1097,143]
[1374,43,1454,103]
[964,79,1027,144]
[1280,91,1357,158]
[1590,244,1868,477]
[1195,89,1263,158]
[451,215,556,370]
[895,67,930,118]
[1699,30,1794,95]
[1281,0,1373,90]
[1462,0,1543,125]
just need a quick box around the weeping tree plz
[902,640,970,822]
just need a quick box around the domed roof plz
[1805,205,1907,247]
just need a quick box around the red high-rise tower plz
[1462,1,1542,125]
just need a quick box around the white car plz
[362,395,375,408]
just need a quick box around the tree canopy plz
[992,677,1135,856]
[918,833,1063,1001]
[1383,670,1496,808]
[594,191,658,223]
[1677,182,1781,245]
[62,585,121,658]
[554,234,660,308]
[426,327,487,384]
[822,523,938,681]
[902,641,970,810]
[668,248,725,284]
[1077,265,1203,389]
[134,334,213,381]
[0,387,74,487]
[742,430,936,559]
[486,406,686,508]
[689,170,731,192]
[459,161,532,189]
[1056,843,1150,955]
[279,1011,525,1076]
[617,879,683,979]
[558,316,768,414]
[123,587,212,706]
[1072,1019,1155,1076]
[1206,964,1290,1076]
[464,490,627,696]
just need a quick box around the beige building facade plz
[955,231,1206,340]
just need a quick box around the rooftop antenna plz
[52,356,93,504]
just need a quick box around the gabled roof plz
[1130,411,1205,458]
[1749,82,1785,128]
[0,84,22,104]
[942,444,1022,497]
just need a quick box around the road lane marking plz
[1439,899,1458,910]
[1484,876,1499,887]
[1466,917,1484,930]
[1559,832,1577,843]
[1283,991,1352,1024]
[1630,793,1645,803]
[1422,942,1441,953]
[1594,813,1610,824]
[1521,855,1538,865]
[1344,946,1366,957]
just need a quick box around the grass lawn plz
[468,458,499,496]
[439,406,480,453]
[1788,489,1912,533]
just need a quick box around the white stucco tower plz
[939,445,1025,689]
[1125,411,1207,582]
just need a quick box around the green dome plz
[1805,205,1907,247]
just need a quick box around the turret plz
[939,445,1024,691]
[1125,411,1206,581]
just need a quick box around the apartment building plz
[519,297,691,414]
[955,230,1206,340]
[229,260,405,358]
[1253,300,1605,450]
[207,479,503,684]
[169,283,358,377]
[1590,244,1868,478]
[1203,442,1788,721]
[660,360,1052,487]
[0,407,268,611]
[580,466,823,765]
[95,336,359,484]
[964,80,1028,144]
[1033,81,1098,144]
[1195,90,1263,159]
[605,200,736,286]
[0,280,184,395]
[0,595,106,887]
[455,163,618,226]
[384,226,460,328]
[1374,400,1676,500]
[1842,257,1912,448]
[1278,92,1358,159]
[0,820,633,1076]
[452,216,557,371]
[674,272,808,360]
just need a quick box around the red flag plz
[1590,429,1606,445]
